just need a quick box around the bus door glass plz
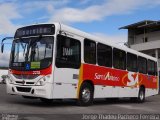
[54,34,81,98]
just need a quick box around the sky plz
[0,0,160,67]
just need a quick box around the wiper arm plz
[19,39,27,57]
[29,35,42,47]
[23,44,27,57]
[26,35,43,62]
[12,38,27,62]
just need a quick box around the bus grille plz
[13,74,39,79]
[16,87,31,92]
[15,81,35,85]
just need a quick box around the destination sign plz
[15,24,55,38]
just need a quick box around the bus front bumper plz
[6,83,53,99]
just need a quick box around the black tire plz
[77,82,94,106]
[40,98,53,104]
[137,87,145,103]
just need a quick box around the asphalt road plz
[0,84,160,120]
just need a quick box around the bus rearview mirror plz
[1,44,4,53]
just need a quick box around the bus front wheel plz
[77,82,94,106]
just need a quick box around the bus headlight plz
[36,75,51,86]
[36,77,46,86]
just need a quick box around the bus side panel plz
[52,68,79,99]
[139,74,158,97]
[139,74,158,89]
[94,86,139,98]
[94,85,113,98]
[82,64,158,98]
[118,87,138,97]
[52,83,77,99]
[145,89,159,97]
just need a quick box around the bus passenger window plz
[97,43,112,67]
[56,34,81,69]
[155,62,158,76]
[138,57,147,74]
[113,48,126,70]
[127,53,137,72]
[148,60,155,76]
[84,39,96,64]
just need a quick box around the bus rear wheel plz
[77,82,94,106]
[137,87,145,103]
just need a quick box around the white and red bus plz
[2,23,159,106]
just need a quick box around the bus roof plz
[17,22,157,62]
[56,23,157,62]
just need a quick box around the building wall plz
[128,30,160,69]
[130,40,160,51]
[134,31,160,44]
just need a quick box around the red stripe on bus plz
[83,64,157,89]
[10,65,52,75]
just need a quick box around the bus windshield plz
[10,36,54,70]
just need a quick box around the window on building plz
[84,39,96,64]
[113,48,126,70]
[56,34,81,69]
[138,57,147,74]
[127,53,137,72]
[148,60,155,76]
[97,43,112,67]
[152,54,155,57]
[143,37,148,43]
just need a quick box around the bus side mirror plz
[1,37,14,53]
[1,43,4,53]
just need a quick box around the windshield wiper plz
[26,35,43,62]
[23,44,27,57]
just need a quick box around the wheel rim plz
[139,91,144,100]
[82,88,91,103]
